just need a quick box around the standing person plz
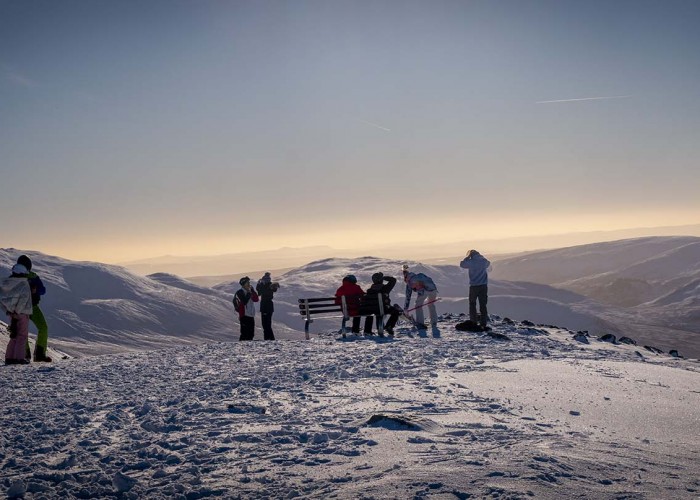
[16,255,50,362]
[233,277,259,341]
[2,264,34,365]
[402,265,439,329]
[459,249,491,329]
[365,272,401,336]
[334,275,367,334]
[255,272,279,341]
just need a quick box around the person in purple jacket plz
[459,249,491,328]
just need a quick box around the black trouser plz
[348,316,374,334]
[469,284,488,326]
[239,316,255,341]
[261,312,275,340]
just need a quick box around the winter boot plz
[33,345,53,363]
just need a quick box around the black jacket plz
[364,276,396,312]
[255,281,278,313]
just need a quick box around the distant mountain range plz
[117,224,700,277]
[3,235,699,358]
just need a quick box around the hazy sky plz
[2,0,699,262]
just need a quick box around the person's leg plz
[415,294,426,325]
[351,316,361,333]
[31,305,50,361]
[261,312,275,340]
[426,291,438,326]
[469,286,478,323]
[478,285,488,326]
[7,315,30,362]
[363,316,374,334]
[385,310,399,332]
[240,316,254,341]
[247,317,256,340]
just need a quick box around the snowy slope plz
[3,247,697,359]
[1,318,698,499]
[0,250,243,356]
[490,236,700,286]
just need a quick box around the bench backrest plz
[298,294,386,319]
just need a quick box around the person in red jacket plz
[334,275,368,334]
[233,276,259,341]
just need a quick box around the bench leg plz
[305,320,311,340]
[377,315,384,336]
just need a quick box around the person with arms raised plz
[234,277,259,341]
[459,249,491,329]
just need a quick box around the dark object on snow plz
[599,334,617,343]
[573,332,589,344]
[521,320,535,327]
[503,317,515,325]
[618,336,637,345]
[643,345,663,355]
[669,350,682,358]
[486,331,511,341]
[455,320,485,332]
[366,414,420,430]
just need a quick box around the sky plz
[1,0,699,263]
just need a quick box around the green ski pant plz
[25,305,48,354]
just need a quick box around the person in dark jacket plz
[255,272,279,340]
[364,272,401,335]
[459,249,491,328]
[234,276,259,341]
[334,275,369,334]
[16,255,50,362]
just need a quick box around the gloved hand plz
[8,318,18,339]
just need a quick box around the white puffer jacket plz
[0,276,33,316]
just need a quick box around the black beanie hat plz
[17,255,32,271]
[371,272,384,284]
[239,276,250,286]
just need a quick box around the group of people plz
[1,255,51,365]
[233,273,280,341]
[2,249,491,356]
[232,249,492,340]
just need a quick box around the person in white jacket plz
[2,264,34,365]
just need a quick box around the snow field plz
[2,317,699,499]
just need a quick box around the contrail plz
[359,119,391,132]
[536,95,631,104]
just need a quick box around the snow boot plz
[33,345,52,363]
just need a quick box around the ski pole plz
[404,297,441,313]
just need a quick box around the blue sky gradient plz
[2,0,699,261]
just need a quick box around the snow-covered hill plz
[489,237,700,357]
[1,317,698,498]
[0,250,247,356]
[3,243,698,359]
[490,236,700,286]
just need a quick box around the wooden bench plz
[298,294,387,339]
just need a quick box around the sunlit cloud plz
[359,119,391,132]
[536,95,631,104]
